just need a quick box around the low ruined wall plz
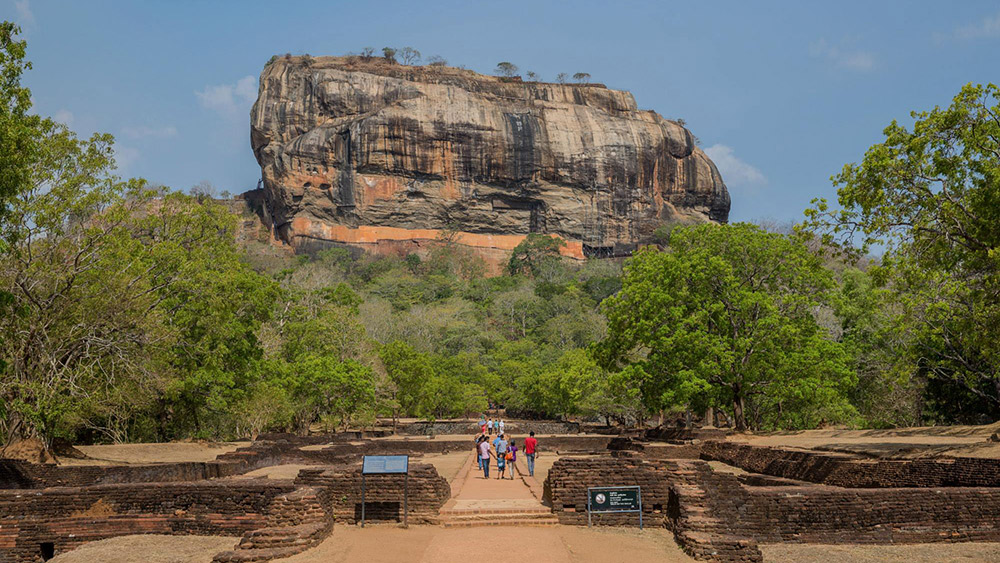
[701,441,1000,488]
[398,420,581,436]
[0,481,297,563]
[299,436,613,465]
[546,452,1000,562]
[544,457,672,526]
[0,440,300,490]
[644,427,728,442]
[295,463,450,524]
[735,485,1000,543]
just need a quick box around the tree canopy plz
[597,223,855,431]
[806,82,1000,421]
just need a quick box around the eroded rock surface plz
[250,56,730,260]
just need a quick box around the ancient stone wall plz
[295,463,450,524]
[399,420,580,436]
[737,485,1000,543]
[0,440,293,489]
[0,482,296,563]
[701,441,1000,488]
[545,451,1000,562]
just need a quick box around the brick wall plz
[399,420,581,436]
[701,441,1000,488]
[735,485,1000,543]
[0,439,301,490]
[544,457,673,526]
[0,481,297,563]
[545,452,1000,562]
[295,463,450,524]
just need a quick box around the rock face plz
[250,56,730,261]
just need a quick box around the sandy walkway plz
[272,450,694,563]
[274,524,693,563]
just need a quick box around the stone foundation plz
[701,441,1000,488]
[545,450,1000,562]
[295,463,450,525]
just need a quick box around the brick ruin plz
[545,439,1000,562]
[0,432,616,563]
[0,434,457,563]
[4,428,1000,563]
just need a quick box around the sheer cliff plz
[250,55,730,260]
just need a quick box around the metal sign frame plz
[587,485,643,529]
[360,455,410,528]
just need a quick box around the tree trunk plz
[732,384,747,432]
[733,397,747,432]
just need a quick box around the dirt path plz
[275,523,693,563]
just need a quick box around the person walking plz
[507,439,518,480]
[487,418,494,435]
[498,419,505,435]
[524,431,538,477]
[477,435,492,479]
[479,416,487,435]
[493,433,508,479]
[475,434,485,471]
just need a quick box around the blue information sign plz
[362,455,409,474]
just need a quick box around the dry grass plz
[49,535,237,563]
[731,423,1000,459]
[64,442,249,466]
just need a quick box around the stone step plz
[442,517,560,528]
[440,507,551,516]
[443,511,556,522]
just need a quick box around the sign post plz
[587,485,643,529]
[361,455,409,528]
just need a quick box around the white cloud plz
[704,144,767,191]
[949,12,1000,41]
[14,0,35,27]
[195,75,257,117]
[121,124,178,139]
[52,109,74,127]
[113,145,140,173]
[809,39,875,72]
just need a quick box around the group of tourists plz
[481,417,505,435]
[475,416,538,480]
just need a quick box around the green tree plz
[0,22,38,384]
[536,349,600,419]
[400,47,421,65]
[507,233,566,276]
[495,62,518,78]
[597,223,855,431]
[805,83,1000,419]
[0,22,35,226]
[573,72,591,84]
[382,47,397,63]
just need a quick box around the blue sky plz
[7,0,1000,223]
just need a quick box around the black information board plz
[587,485,643,529]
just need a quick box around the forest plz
[2,23,1000,449]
